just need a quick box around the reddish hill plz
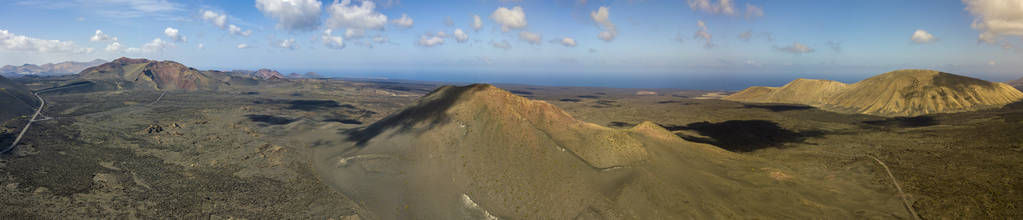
[255,69,285,80]
[78,57,268,91]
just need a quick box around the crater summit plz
[726,69,1023,116]
[311,84,906,219]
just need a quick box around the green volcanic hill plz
[726,69,1023,117]
[77,57,263,91]
[0,75,39,123]
[310,84,906,219]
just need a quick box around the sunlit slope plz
[725,79,848,105]
[0,75,38,122]
[725,69,1023,116]
[77,57,262,91]
[311,84,906,219]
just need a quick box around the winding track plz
[2,83,88,154]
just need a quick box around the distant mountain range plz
[1,59,108,77]
[287,72,321,78]
[1009,76,1023,91]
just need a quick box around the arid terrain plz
[0,64,1021,218]
[4,0,1022,218]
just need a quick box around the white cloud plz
[417,34,444,47]
[345,28,366,38]
[551,37,576,47]
[433,31,449,38]
[591,6,617,42]
[164,27,186,42]
[964,0,1023,43]
[326,0,388,30]
[197,43,204,49]
[472,14,483,31]
[229,24,253,36]
[279,38,297,49]
[373,36,389,43]
[236,43,250,49]
[911,29,936,43]
[694,20,712,48]
[453,28,469,43]
[255,0,323,32]
[126,38,173,53]
[745,3,763,19]
[687,0,735,15]
[90,30,118,42]
[775,42,814,54]
[20,0,183,19]
[491,40,511,50]
[491,6,527,31]
[105,42,122,52]
[391,13,414,27]
[1,29,93,53]
[200,10,227,28]
[202,10,252,37]
[519,31,542,45]
[737,30,752,42]
[321,29,345,49]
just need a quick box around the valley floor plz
[0,78,1020,219]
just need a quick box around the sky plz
[1,0,1022,89]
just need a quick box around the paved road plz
[2,84,87,154]
[148,91,167,106]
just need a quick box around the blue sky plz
[1,0,1022,89]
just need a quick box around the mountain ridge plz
[725,69,1023,116]
[1,59,107,77]
[311,83,907,219]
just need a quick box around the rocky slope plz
[309,84,906,219]
[1,59,107,76]
[75,57,277,91]
[726,69,1023,117]
[255,69,285,80]
[0,75,39,123]
[77,57,218,90]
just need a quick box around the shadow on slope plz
[661,120,823,152]
[286,100,347,111]
[862,116,938,128]
[344,84,488,146]
[246,114,296,125]
[743,104,814,112]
